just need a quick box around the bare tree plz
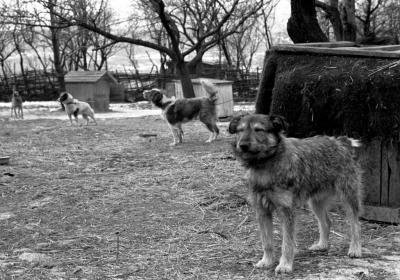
[46,0,264,97]
[1,0,118,92]
[356,0,383,37]
[316,0,344,41]
[66,0,116,70]
[21,26,56,88]
[381,0,400,42]
[287,0,328,43]
[0,24,17,88]
[260,1,279,49]
[340,0,357,41]
[224,18,263,74]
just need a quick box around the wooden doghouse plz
[65,71,118,112]
[256,42,400,223]
[166,78,234,118]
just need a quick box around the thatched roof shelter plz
[256,42,400,141]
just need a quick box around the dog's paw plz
[254,258,274,269]
[308,243,329,251]
[348,248,362,258]
[170,142,177,146]
[274,262,293,275]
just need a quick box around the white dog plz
[58,92,97,125]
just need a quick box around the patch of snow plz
[0,212,14,220]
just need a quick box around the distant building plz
[65,71,118,112]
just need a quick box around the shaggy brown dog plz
[10,88,23,119]
[143,80,219,145]
[229,114,362,274]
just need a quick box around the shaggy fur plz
[11,89,23,119]
[143,80,219,145]
[229,114,363,274]
[58,92,97,126]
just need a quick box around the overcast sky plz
[108,0,291,33]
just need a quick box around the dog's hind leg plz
[340,178,362,258]
[203,121,219,143]
[177,124,183,143]
[211,124,219,141]
[255,207,275,268]
[19,107,23,119]
[275,207,296,274]
[90,115,97,125]
[308,195,332,251]
[82,114,90,125]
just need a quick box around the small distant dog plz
[143,80,219,145]
[229,114,362,274]
[58,92,97,125]
[10,88,23,119]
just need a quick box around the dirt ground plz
[0,105,399,280]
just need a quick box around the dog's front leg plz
[275,207,295,274]
[74,115,80,126]
[68,114,74,126]
[168,124,179,146]
[19,108,23,119]
[255,207,274,268]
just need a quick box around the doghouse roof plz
[271,41,400,58]
[65,71,118,84]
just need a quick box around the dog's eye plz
[254,128,265,132]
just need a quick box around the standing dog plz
[229,114,362,274]
[58,92,97,125]
[10,88,23,119]
[143,80,219,145]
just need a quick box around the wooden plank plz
[359,139,382,206]
[383,142,400,207]
[358,45,400,51]
[295,41,356,48]
[362,205,400,224]
[271,45,400,58]
[381,143,390,207]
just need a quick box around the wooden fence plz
[0,67,260,103]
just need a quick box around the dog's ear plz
[228,115,243,134]
[269,115,288,133]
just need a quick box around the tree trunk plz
[175,60,195,98]
[287,0,328,43]
[49,0,66,92]
[339,0,356,41]
[316,0,344,41]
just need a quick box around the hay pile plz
[260,52,400,140]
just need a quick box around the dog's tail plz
[338,136,362,148]
[201,79,218,103]
[338,137,362,160]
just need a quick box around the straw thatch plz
[256,51,400,140]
